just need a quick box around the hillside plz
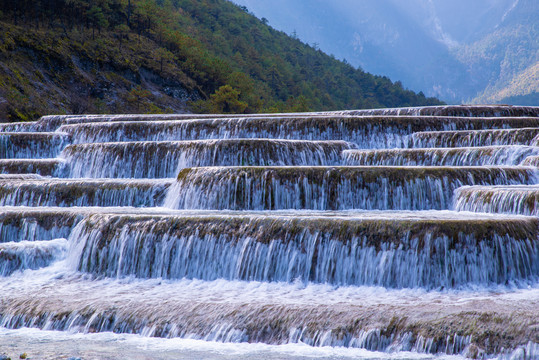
[0,0,441,122]
[232,0,538,105]
[477,61,539,105]
[458,0,539,104]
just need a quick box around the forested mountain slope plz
[0,0,441,121]
[232,0,538,105]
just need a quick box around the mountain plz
[232,0,538,104]
[0,0,441,122]
[457,0,539,104]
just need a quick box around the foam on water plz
[0,238,68,276]
[0,106,538,357]
[0,267,537,356]
[0,327,471,360]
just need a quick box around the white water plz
[0,238,67,276]
[1,261,538,355]
[163,166,537,210]
[410,128,539,148]
[0,107,538,359]
[0,178,173,207]
[61,139,355,178]
[343,146,539,166]
[0,132,71,158]
[55,115,539,148]
[454,185,539,216]
[0,328,472,360]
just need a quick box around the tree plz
[114,23,130,49]
[210,85,248,113]
[154,47,175,73]
[87,5,108,39]
[192,85,248,114]
[127,0,132,27]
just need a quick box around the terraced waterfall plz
[0,105,538,359]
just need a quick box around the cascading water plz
[56,115,539,146]
[61,139,356,178]
[71,213,539,288]
[343,146,539,166]
[163,166,537,210]
[0,105,538,360]
[0,132,71,159]
[0,178,173,207]
[410,128,539,148]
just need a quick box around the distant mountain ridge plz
[232,0,538,104]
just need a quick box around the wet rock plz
[464,343,485,359]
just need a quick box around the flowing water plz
[0,106,538,360]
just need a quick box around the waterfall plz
[70,213,539,288]
[62,140,355,178]
[410,128,539,148]
[163,166,537,210]
[329,105,539,117]
[56,115,539,146]
[0,132,71,159]
[343,146,539,166]
[0,208,82,242]
[0,159,66,177]
[0,105,538,358]
[0,239,68,276]
[521,155,539,167]
[0,179,172,207]
[454,185,539,216]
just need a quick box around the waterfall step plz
[62,139,355,178]
[0,239,68,276]
[0,208,86,242]
[166,165,538,210]
[410,127,539,148]
[0,132,71,159]
[0,179,173,207]
[0,159,65,177]
[0,122,36,133]
[4,114,355,134]
[40,106,539,130]
[0,208,537,287]
[36,113,330,131]
[0,275,537,355]
[71,211,538,287]
[343,146,539,166]
[454,185,539,216]
[56,116,539,147]
[522,155,539,167]
[333,105,539,117]
[1,105,538,357]
[0,174,45,180]
[0,114,320,132]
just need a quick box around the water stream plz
[0,106,538,359]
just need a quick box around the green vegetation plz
[454,10,538,105]
[0,0,442,121]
